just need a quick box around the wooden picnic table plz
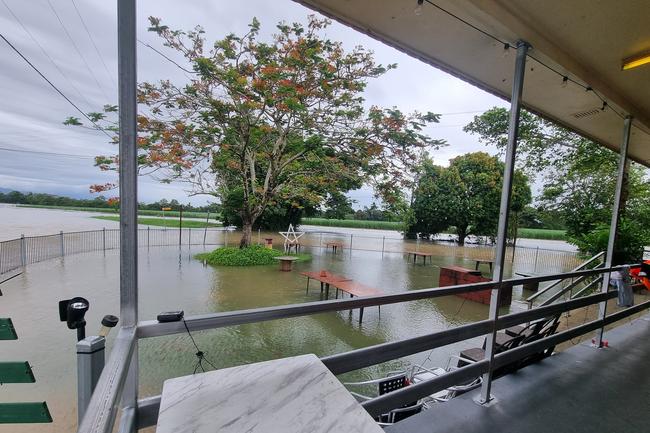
[474,259,494,273]
[274,256,298,272]
[300,271,383,323]
[284,243,302,254]
[325,241,344,253]
[406,251,433,265]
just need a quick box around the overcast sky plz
[0,0,508,207]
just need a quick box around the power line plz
[69,0,116,87]
[45,0,112,102]
[419,0,626,120]
[0,146,96,159]
[138,38,196,75]
[1,0,94,110]
[0,31,112,138]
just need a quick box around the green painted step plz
[0,362,35,383]
[0,402,52,423]
[0,318,17,340]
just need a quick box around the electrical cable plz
[0,146,96,159]
[45,0,112,101]
[418,0,628,121]
[138,38,196,75]
[182,318,217,373]
[0,0,94,110]
[69,0,116,87]
[0,31,113,139]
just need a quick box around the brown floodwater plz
[0,221,585,433]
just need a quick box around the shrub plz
[571,219,648,264]
[195,245,310,266]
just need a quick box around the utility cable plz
[0,146,96,159]
[1,0,94,110]
[138,38,196,75]
[0,31,112,138]
[45,0,112,101]
[182,319,217,373]
[69,0,116,87]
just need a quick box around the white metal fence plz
[0,227,583,277]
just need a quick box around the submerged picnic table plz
[406,251,433,265]
[325,241,345,253]
[301,271,383,323]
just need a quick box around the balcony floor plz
[386,314,650,433]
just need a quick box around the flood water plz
[0,206,582,432]
[2,242,528,433]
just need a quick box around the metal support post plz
[20,234,26,266]
[203,212,210,246]
[381,236,385,258]
[479,40,529,405]
[77,336,106,424]
[117,0,138,430]
[102,228,106,253]
[147,226,150,248]
[533,246,539,272]
[188,227,191,246]
[59,231,65,257]
[350,234,353,256]
[597,116,632,346]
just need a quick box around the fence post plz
[76,336,105,425]
[59,231,65,257]
[382,236,385,258]
[147,226,150,248]
[319,233,323,250]
[349,234,353,257]
[188,227,191,246]
[225,230,228,247]
[20,234,26,267]
[533,247,539,273]
[102,228,106,253]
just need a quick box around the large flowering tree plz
[67,16,444,247]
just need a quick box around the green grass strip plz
[93,216,221,228]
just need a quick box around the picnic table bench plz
[474,259,494,273]
[300,271,383,323]
[406,251,433,265]
[325,241,345,253]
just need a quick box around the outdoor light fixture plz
[622,51,650,70]
[58,297,90,341]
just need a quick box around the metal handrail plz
[82,265,631,433]
[570,276,604,299]
[539,264,604,306]
[527,251,604,303]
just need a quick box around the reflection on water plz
[1,244,533,432]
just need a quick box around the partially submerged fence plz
[0,227,582,277]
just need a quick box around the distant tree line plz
[0,191,221,214]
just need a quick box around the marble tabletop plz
[156,354,384,433]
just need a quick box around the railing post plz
[382,236,385,258]
[479,40,529,405]
[533,246,539,273]
[188,227,191,246]
[147,226,150,248]
[319,232,323,250]
[102,228,106,253]
[350,234,353,256]
[20,234,26,266]
[77,336,106,425]
[225,229,228,247]
[597,115,632,346]
[59,231,65,257]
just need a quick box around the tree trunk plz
[457,227,467,246]
[240,220,253,248]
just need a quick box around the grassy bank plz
[16,204,218,219]
[301,218,402,231]
[302,217,566,240]
[93,216,221,228]
[516,228,566,241]
[196,245,311,266]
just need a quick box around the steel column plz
[480,40,529,404]
[597,116,632,345]
[117,0,138,431]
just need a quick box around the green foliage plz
[408,152,531,245]
[571,219,648,264]
[301,218,402,230]
[517,228,566,241]
[70,15,445,246]
[220,187,310,230]
[322,192,355,220]
[195,245,310,266]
